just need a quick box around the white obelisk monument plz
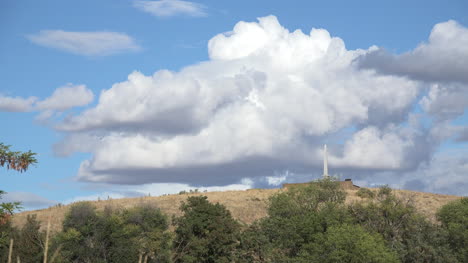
[323,144,329,177]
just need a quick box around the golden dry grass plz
[11,187,462,233]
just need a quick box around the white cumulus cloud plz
[0,84,94,120]
[420,83,468,121]
[53,16,426,186]
[357,20,468,84]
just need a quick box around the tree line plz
[1,178,467,263]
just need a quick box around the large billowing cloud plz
[53,15,440,186]
[357,20,468,84]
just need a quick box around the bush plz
[356,187,375,199]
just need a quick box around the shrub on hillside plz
[356,187,375,199]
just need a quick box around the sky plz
[1,0,467,210]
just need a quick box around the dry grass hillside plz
[12,187,462,233]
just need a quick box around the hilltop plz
[12,187,462,233]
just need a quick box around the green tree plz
[13,214,45,263]
[298,224,399,263]
[58,202,103,263]
[260,178,351,260]
[57,203,171,263]
[121,205,171,263]
[173,196,240,263]
[0,215,16,262]
[437,197,468,262]
[235,222,273,263]
[350,186,457,263]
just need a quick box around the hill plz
[11,187,462,233]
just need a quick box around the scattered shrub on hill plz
[437,197,468,262]
[356,187,375,199]
[173,196,240,263]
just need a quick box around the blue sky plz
[1,0,467,210]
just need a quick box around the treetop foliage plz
[0,142,37,173]
[173,196,240,263]
[437,197,468,262]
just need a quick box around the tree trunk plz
[43,215,51,263]
[7,238,13,263]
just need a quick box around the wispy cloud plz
[27,30,141,56]
[0,84,93,115]
[134,0,207,17]
[3,192,57,210]
[0,95,37,112]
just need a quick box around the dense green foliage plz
[437,197,468,262]
[349,186,457,263]
[12,215,45,263]
[173,196,240,263]
[298,224,398,263]
[1,178,467,262]
[56,202,171,263]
